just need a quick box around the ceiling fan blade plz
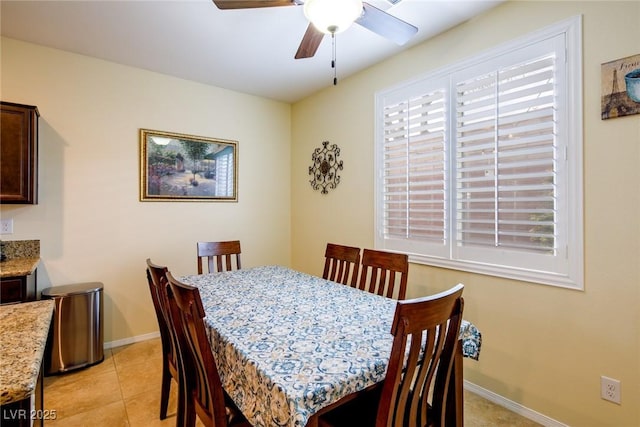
[295,23,325,59]
[356,2,418,45]
[212,0,296,9]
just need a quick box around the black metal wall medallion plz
[309,141,343,194]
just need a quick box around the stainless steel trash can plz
[41,282,104,375]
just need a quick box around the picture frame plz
[601,53,640,120]
[139,128,238,201]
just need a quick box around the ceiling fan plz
[211,0,418,59]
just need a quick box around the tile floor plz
[43,338,541,426]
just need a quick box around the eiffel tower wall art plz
[601,54,640,120]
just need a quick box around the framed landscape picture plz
[140,128,238,201]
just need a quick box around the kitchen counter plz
[0,239,40,278]
[0,300,53,405]
[0,257,40,278]
[1,240,41,304]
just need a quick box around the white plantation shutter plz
[375,17,583,289]
[455,55,557,254]
[382,90,447,245]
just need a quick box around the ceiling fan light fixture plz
[303,0,363,35]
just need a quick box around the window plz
[375,17,583,289]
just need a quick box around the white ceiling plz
[1,0,503,103]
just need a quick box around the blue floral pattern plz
[180,265,481,427]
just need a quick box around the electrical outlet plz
[601,376,621,404]
[0,219,13,235]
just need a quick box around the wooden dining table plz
[180,265,481,427]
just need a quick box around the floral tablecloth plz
[180,265,481,427]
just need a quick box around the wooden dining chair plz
[197,240,242,274]
[357,249,409,300]
[318,284,465,427]
[146,259,184,424]
[322,243,361,286]
[165,271,251,427]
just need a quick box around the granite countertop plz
[0,300,54,405]
[0,257,40,278]
[0,240,40,278]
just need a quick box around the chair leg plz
[445,339,464,427]
[176,376,186,427]
[178,371,195,427]
[183,396,196,427]
[160,361,171,419]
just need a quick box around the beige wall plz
[291,1,639,426]
[1,38,292,344]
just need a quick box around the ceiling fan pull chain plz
[332,32,337,85]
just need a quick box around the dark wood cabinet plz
[0,101,39,204]
[0,273,37,304]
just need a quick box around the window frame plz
[374,16,583,290]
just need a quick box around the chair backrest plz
[358,249,409,300]
[166,271,230,427]
[146,259,179,378]
[197,240,242,274]
[323,243,361,287]
[376,284,464,427]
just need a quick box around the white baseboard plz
[104,331,160,349]
[464,381,567,427]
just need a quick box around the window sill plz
[408,254,583,291]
